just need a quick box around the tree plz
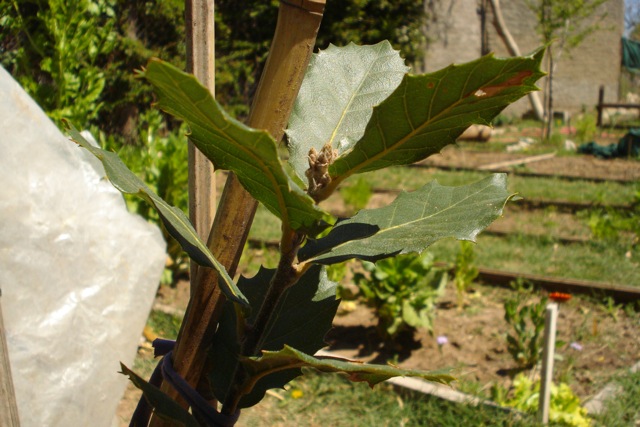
[626,0,640,40]
[524,0,607,140]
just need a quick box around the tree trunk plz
[488,0,545,121]
[545,45,554,141]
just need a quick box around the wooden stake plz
[149,1,326,424]
[477,152,556,170]
[0,290,21,427]
[186,0,216,290]
[538,302,558,424]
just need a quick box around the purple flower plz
[570,342,583,351]
[437,336,448,346]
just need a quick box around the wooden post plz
[186,0,216,292]
[538,302,558,424]
[597,85,604,127]
[0,289,21,427]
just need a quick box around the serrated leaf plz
[209,265,340,408]
[120,363,199,427]
[242,345,455,389]
[299,174,513,264]
[286,41,408,181]
[67,125,248,306]
[143,59,326,234]
[322,49,545,197]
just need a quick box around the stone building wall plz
[422,0,625,117]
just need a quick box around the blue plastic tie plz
[129,339,240,427]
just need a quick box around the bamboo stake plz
[186,0,216,291]
[149,1,326,424]
[477,151,556,170]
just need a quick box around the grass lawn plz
[358,167,638,206]
[238,371,538,427]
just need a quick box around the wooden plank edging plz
[476,268,640,303]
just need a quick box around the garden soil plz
[117,279,639,426]
[421,145,640,182]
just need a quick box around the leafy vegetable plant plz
[504,291,548,368]
[499,374,592,427]
[70,37,543,424]
[454,240,479,309]
[355,252,448,342]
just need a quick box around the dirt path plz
[422,145,640,182]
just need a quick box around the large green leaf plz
[241,346,455,389]
[67,126,248,306]
[286,41,408,181]
[299,174,513,264]
[142,59,326,234]
[120,363,199,427]
[322,49,545,197]
[241,265,339,354]
[209,265,340,408]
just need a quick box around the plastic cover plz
[0,66,167,426]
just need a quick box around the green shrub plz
[1,0,118,127]
[574,113,597,143]
[454,240,479,309]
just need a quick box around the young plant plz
[355,252,448,343]
[454,240,479,310]
[499,373,592,427]
[70,36,543,425]
[504,290,548,368]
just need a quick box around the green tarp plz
[622,37,640,73]
[578,128,640,159]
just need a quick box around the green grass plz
[238,371,539,427]
[592,368,640,427]
[357,167,637,206]
[428,234,639,286]
[248,204,283,242]
[147,310,182,340]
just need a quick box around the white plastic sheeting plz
[0,66,166,426]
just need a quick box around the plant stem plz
[246,231,304,356]
[222,231,305,415]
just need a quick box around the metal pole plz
[538,302,558,424]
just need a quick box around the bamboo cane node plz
[279,0,325,15]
